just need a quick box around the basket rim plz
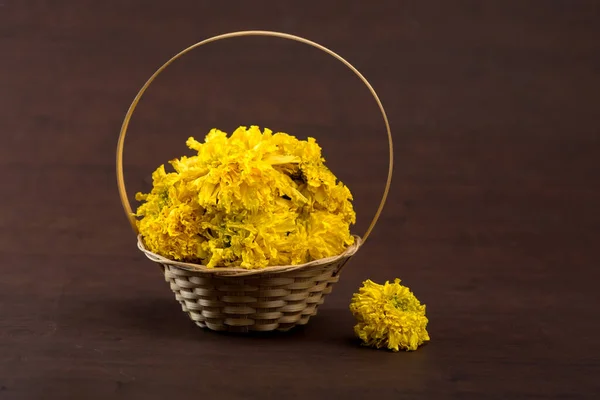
[137,234,362,276]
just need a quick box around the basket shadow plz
[63,296,200,339]
[73,294,334,341]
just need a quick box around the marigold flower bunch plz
[135,126,356,269]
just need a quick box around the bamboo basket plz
[116,31,393,333]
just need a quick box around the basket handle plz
[116,30,393,243]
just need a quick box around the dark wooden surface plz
[1,1,599,398]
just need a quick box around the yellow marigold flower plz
[349,279,430,351]
[135,126,356,269]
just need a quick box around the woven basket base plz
[161,256,349,333]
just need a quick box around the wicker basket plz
[116,31,393,333]
[137,235,361,332]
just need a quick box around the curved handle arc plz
[116,30,393,243]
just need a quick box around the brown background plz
[1,1,599,398]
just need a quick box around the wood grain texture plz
[1,1,599,398]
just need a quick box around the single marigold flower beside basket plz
[116,31,393,333]
[350,279,430,351]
